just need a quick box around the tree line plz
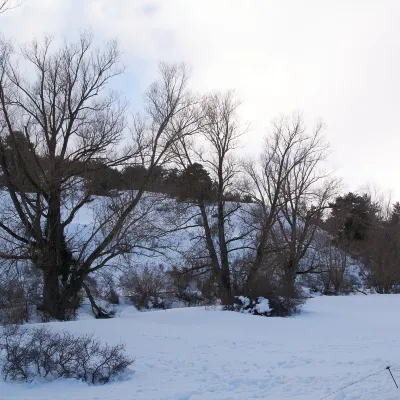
[0,31,399,322]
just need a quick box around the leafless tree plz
[243,113,338,290]
[278,169,337,288]
[0,32,198,319]
[172,91,249,306]
[306,230,353,294]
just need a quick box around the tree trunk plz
[41,270,65,320]
[40,266,83,320]
[284,258,298,293]
[245,223,269,294]
[198,201,233,307]
[219,279,233,308]
[217,198,232,307]
[82,282,111,319]
[37,188,83,320]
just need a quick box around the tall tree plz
[172,92,248,306]
[0,33,198,319]
[243,113,336,291]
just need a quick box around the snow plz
[237,295,250,307]
[255,297,271,314]
[2,295,400,399]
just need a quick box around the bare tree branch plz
[0,0,22,14]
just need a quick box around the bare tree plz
[243,113,337,291]
[277,160,337,288]
[320,241,351,294]
[296,226,356,295]
[172,91,249,306]
[0,33,198,319]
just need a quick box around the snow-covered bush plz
[234,296,271,316]
[267,294,305,316]
[146,295,166,310]
[234,287,306,317]
[0,325,133,384]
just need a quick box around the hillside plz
[1,294,399,400]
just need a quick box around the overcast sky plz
[2,0,400,198]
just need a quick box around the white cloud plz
[2,0,400,197]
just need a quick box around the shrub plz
[120,264,167,310]
[86,272,120,305]
[299,265,359,296]
[234,285,306,317]
[0,280,27,324]
[0,266,41,324]
[166,266,218,307]
[267,293,305,316]
[0,325,133,384]
[233,296,271,316]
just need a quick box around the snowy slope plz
[1,294,400,400]
[0,189,254,272]
[0,188,362,288]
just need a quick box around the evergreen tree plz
[390,201,400,225]
[327,192,378,242]
[179,163,214,201]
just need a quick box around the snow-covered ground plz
[1,294,400,400]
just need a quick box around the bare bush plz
[0,265,42,324]
[0,325,133,383]
[0,279,26,324]
[120,264,167,309]
[166,267,204,306]
[167,266,218,307]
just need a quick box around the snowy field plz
[1,295,400,400]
